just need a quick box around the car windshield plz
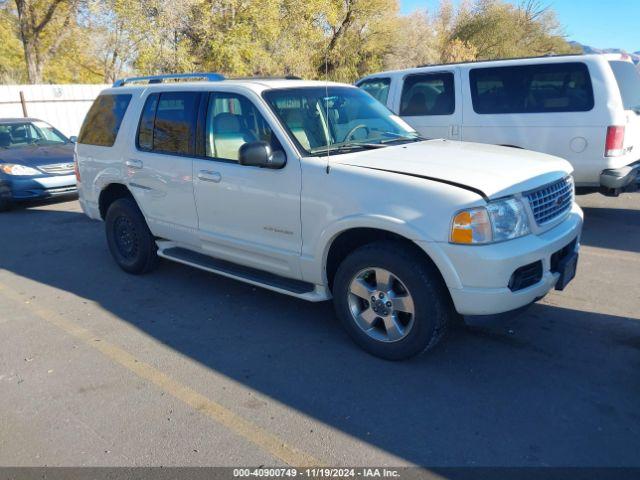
[263,86,422,156]
[0,121,69,149]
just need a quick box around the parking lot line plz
[0,280,322,467]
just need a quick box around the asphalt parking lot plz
[0,192,638,468]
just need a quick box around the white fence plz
[0,84,109,137]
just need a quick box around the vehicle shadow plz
[6,194,79,212]
[1,205,639,467]
[580,206,640,253]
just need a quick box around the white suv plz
[76,74,583,360]
[357,54,640,196]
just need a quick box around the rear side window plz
[400,72,455,116]
[470,62,594,114]
[609,61,640,112]
[358,78,391,104]
[137,93,159,150]
[78,94,132,146]
[136,92,200,155]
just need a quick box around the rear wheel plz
[105,198,158,274]
[333,242,454,360]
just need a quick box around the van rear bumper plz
[599,160,639,195]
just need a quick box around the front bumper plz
[5,174,77,201]
[422,204,583,316]
[599,160,639,196]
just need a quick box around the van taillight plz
[74,157,81,182]
[605,126,625,157]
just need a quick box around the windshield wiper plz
[310,142,388,155]
[377,131,428,143]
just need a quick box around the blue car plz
[0,118,77,211]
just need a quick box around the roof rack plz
[415,53,583,69]
[113,72,225,87]
[230,75,303,80]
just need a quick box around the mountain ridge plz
[570,41,639,64]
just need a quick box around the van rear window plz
[470,62,594,114]
[78,94,132,146]
[609,61,640,113]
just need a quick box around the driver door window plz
[400,72,455,116]
[193,92,302,279]
[398,71,460,139]
[206,93,280,162]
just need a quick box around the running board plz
[158,246,320,297]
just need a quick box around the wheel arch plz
[98,183,135,220]
[324,227,451,295]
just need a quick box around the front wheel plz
[333,242,455,360]
[105,198,158,274]
[0,184,12,212]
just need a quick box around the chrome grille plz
[525,176,573,226]
[38,163,75,175]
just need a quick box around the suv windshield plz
[0,121,69,149]
[263,86,421,155]
[609,61,640,114]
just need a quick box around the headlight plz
[450,197,530,244]
[1,164,41,176]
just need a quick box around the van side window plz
[152,92,200,155]
[358,78,391,104]
[78,94,132,147]
[205,92,281,162]
[470,62,594,114]
[400,72,455,116]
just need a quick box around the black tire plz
[105,197,158,274]
[0,184,12,212]
[333,241,455,360]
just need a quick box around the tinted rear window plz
[358,78,391,104]
[136,93,159,151]
[400,72,455,116]
[136,92,200,155]
[470,62,594,114]
[609,61,640,112]
[78,94,132,146]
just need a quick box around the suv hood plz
[334,139,573,200]
[0,143,74,168]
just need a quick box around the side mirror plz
[69,136,78,143]
[239,141,286,169]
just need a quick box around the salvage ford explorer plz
[76,74,583,360]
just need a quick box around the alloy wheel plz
[347,267,416,343]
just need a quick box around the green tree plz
[10,0,81,83]
[0,5,25,83]
[0,0,584,85]
[322,0,400,82]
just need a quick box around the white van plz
[357,54,640,195]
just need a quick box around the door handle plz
[125,158,143,169]
[198,170,222,183]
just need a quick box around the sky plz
[400,0,640,53]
